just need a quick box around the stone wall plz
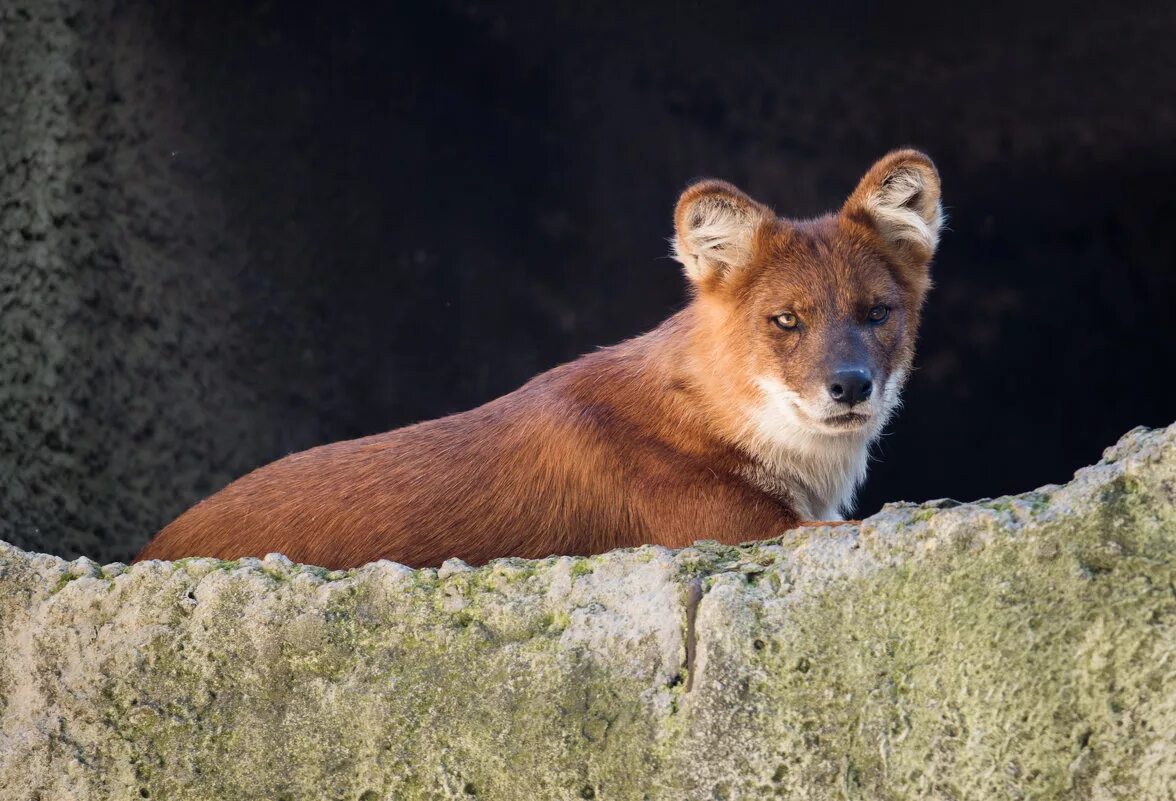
[0,0,346,562]
[1,421,1172,799]
[3,0,1175,564]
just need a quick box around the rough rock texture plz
[0,0,345,563]
[1,422,1173,800]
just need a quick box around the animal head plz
[671,149,942,457]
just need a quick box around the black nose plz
[828,369,873,405]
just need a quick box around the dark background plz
[2,0,1174,564]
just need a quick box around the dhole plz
[136,150,943,569]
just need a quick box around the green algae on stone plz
[1,422,1175,799]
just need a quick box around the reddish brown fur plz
[136,150,940,569]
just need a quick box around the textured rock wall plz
[1,422,1173,800]
[3,0,1176,565]
[0,0,339,561]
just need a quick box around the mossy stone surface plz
[1,423,1174,799]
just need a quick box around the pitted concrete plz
[1,422,1173,799]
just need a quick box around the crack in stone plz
[683,577,704,692]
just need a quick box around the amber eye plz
[773,312,799,330]
[867,304,890,324]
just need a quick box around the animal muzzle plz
[826,368,873,406]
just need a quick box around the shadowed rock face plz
[0,421,1173,799]
[3,0,1176,565]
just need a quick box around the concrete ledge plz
[1,423,1174,800]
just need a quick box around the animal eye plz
[867,304,890,323]
[773,312,799,330]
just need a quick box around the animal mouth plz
[822,412,871,429]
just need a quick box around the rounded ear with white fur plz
[841,149,943,277]
[672,180,772,286]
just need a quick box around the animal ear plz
[672,180,772,285]
[841,149,943,274]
